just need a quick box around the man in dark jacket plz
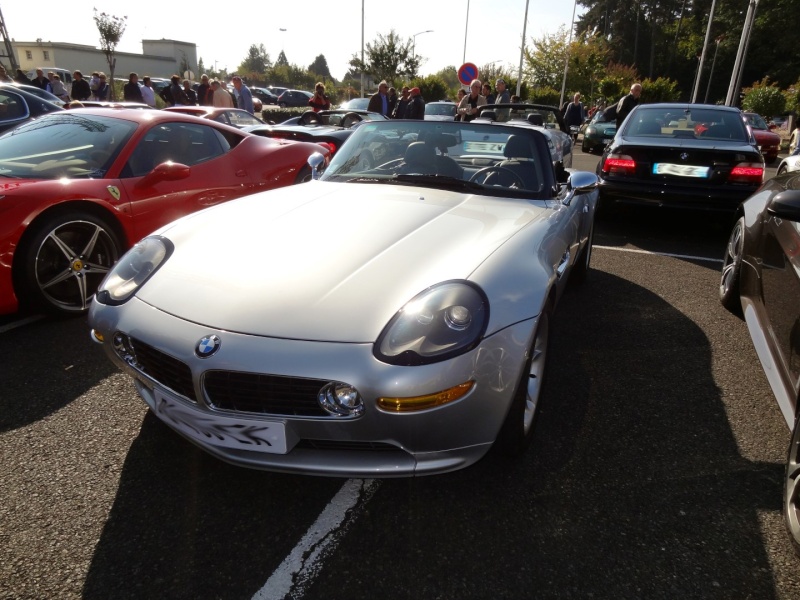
[30,68,50,91]
[393,87,410,118]
[406,87,425,120]
[367,80,390,116]
[616,83,642,129]
[196,74,212,106]
[123,72,144,103]
[71,70,92,101]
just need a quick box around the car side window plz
[121,122,230,178]
[0,91,30,124]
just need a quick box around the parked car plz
[163,106,265,129]
[718,170,800,555]
[88,117,599,477]
[742,112,782,164]
[339,97,370,111]
[597,103,764,212]
[776,153,800,176]
[245,109,388,158]
[268,86,288,98]
[742,112,781,164]
[581,108,617,154]
[0,109,329,316]
[69,100,154,110]
[424,101,457,121]
[250,87,279,105]
[3,82,66,107]
[0,84,63,133]
[277,89,312,108]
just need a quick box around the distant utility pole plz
[726,0,760,107]
[0,7,19,71]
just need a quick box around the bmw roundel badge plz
[196,335,221,358]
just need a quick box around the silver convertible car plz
[89,118,599,477]
[719,170,800,553]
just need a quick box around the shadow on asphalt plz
[0,315,117,432]
[83,270,784,599]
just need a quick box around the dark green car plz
[582,108,617,154]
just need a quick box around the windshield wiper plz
[393,174,485,191]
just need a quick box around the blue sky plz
[7,1,583,80]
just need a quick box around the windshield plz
[744,113,769,130]
[0,113,136,179]
[623,107,749,142]
[321,120,548,196]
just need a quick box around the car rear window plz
[625,107,748,142]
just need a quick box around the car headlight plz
[374,281,489,366]
[95,236,173,305]
[585,126,597,135]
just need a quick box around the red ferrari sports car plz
[0,109,328,315]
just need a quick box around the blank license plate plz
[154,388,293,454]
[653,163,710,178]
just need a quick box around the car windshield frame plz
[0,112,137,179]
[320,119,553,198]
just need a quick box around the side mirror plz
[135,161,191,188]
[308,152,326,180]
[767,190,800,222]
[562,171,599,205]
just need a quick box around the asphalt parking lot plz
[1,149,798,599]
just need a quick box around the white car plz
[776,152,800,176]
[89,118,599,477]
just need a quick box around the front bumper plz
[90,296,536,477]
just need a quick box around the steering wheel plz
[376,158,405,171]
[298,110,320,126]
[469,165,526,188]
[341,112,364,128]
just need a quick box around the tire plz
[16,211,122,315]
[570,220,594,285]
[295,165,313,184]
[777,165,787,177]
[279,102,287,109]
[784,408,800,556]
[496,301,552,456]
[719,216,745,317]
[582,140,589,153]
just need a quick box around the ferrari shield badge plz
[107,185,121,200]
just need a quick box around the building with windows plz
[12,38,198,79]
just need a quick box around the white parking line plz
[594,245,723,263]
[0,315,45,334]
[253,478,381,600]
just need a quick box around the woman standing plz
[308,82,331,112]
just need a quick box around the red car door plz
[119,121,250,241]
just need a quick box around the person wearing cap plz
[406,87,425,120]
[457,79,486,122]
[368,80,390,116]
[495,78,511,104]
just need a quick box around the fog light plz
[318,382,364,417]
[91,329,105,343]
[111,331,138,367]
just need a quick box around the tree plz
[742,79,787,118]
[239,44,271,76]
[349,30,418,83]
[93,9,127,100]
[308,55,333,82]
[523,26,570,90]
[198,58,206,77]
[275,51,289,68]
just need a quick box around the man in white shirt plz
[140,76,156,107]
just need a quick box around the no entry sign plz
[458,63,479,86]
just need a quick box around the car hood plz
[138,181,549,341]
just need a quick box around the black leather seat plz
[488,134,540,190]
[401,142,434,174]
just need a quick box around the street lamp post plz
[412,30,433,60]
[279,28,287,53]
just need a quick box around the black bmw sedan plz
[598,103,764,212]
[719,171,800,555]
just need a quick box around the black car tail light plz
[602,155,636,176]
[728,163,764,185]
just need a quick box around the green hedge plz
[261,107,309,124]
